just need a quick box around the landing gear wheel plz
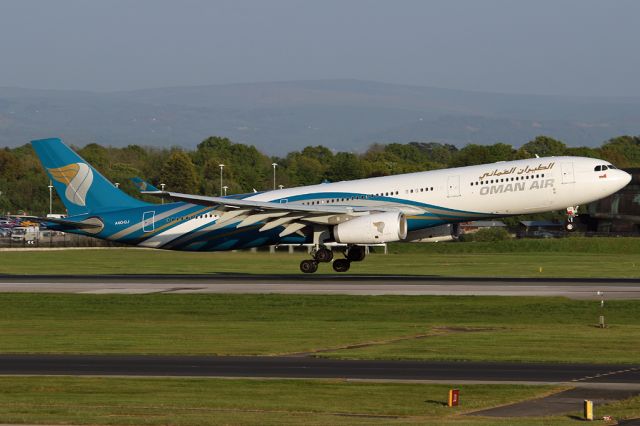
[565,206,578,232]
[300,259,318,274]
[346,245,366,262]
[314,247,334,263]
[332,258,351,273]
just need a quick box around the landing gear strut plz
[565,206,579,232]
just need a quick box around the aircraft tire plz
[300,259,318,273]
[315,247,334,263]
[565,222,575,232]
[346,245,366,262]
[332,258,351,273]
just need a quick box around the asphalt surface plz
[470,387,640,417]
[0,274,639,299]
[1,355,639,386]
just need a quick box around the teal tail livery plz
[30,138,632,273]
[32,138,148,216]
[131,177,159,192]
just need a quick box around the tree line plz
[0,135,639,216]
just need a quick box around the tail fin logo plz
[134,180,148,191]
[47,163,93,207]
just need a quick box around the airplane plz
[31,137,631,273]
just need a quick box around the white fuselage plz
[249,156,631,217]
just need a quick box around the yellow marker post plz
[448,389,459,407]
[584,399,593,420]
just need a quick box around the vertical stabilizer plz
[32,138,149,216]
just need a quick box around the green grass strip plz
[0,376,563,425]
[1,237,639,277]
[0,294,638,363]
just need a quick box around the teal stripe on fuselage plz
[266,191,490,216]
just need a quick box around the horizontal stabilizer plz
[19,216,103,230]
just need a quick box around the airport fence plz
[0,232,121,249]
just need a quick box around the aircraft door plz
[561,163,575,184]
[447,175,461,197]
[142,211,155,232]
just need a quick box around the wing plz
[143,190,410,237]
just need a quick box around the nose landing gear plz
[565,206,579,232]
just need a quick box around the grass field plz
[0,237,639,277]
[0,376,583,425]
[0,293,638,364]
[0,377,637,425]
[1,239,638,424]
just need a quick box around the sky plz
[0,0,639,96]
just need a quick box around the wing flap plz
[259,215,305,232]
[279,222,307,237]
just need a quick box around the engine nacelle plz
[333,212,408,244]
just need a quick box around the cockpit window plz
[594,165,602,171]
[607,164,617,169]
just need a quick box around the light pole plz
[160,183,166,204]
[272,163,278,190]
[48,180,53,215]
[219,164,225,196]
[223,185,228,196]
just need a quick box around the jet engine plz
[333,212,407,244]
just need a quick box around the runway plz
[1,355,638,387]
[0,274,639,299]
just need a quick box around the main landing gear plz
[299,245,367,273]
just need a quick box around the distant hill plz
[1,79,639,155]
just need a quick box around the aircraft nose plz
[615,169,632,190]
